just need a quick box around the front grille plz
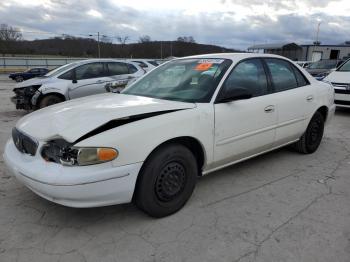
[12,128,38,156]
[331,82,350,89]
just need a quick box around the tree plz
[116,35,129,45]
[0,24,22,41]
[139,35,151,43]
[177,36,195,43]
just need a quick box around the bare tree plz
[0,24,23,41]
[177,36,195,43]
[139,35,151,43]
[116,35,129,45]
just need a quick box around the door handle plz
[306,95,314,102]
[96,80,104,83]
[264,105,275,113]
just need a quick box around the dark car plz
[9,67,49,82]
[306,59,345,80]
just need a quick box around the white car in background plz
[131,59,158,72]
[12,59,144,109]
[4,53,335,217]
[324,58,350,108]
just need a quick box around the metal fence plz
[0,57,86,71]
[0,57,168,73]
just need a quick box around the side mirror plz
[72,79,77,84]
[217,87,253,103]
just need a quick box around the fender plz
[31,86,68,106]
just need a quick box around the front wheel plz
[15,76,24,82]
[292,111,325,154]
[38,95,63,109]
[134,144,198,218]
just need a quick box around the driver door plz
[213,59,277,168]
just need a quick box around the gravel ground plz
[0,74,349,262]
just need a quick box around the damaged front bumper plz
[12,87,41,110]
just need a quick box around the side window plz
[222,59,268,97]
[58,69,74,80]
[291,66,309,87]
[107,62,129,76]
[265,59,298,92]
[133,61,148,68]
[30,69,39,73]
[128,64,138,74]
[75,63,105,80]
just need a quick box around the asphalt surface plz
[0,74,349,262]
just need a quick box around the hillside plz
[1,38,238,58]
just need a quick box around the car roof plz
[178,52,294,63]
[72,58,134,65]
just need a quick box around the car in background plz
[131,60,158,72]
[9,67,49,82]
[4,53,335,217]
[306,59,345,80]
[11,59,144,110]
[324,58,350,108]
[296,61,312,68]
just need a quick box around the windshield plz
[308,60,337,69]
[122,58,232,103]
[337,59,350,72]
[44,62,79,77]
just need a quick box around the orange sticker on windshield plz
[195,63,213,71]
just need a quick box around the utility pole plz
[89,32,101,58]
[97,32,100,58]
[311,21,321,61]
[315,22,321,45]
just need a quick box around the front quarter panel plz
[32,80,69,105]
[75,104,214,171]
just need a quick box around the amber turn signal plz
[97,148,118,161]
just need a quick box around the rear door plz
[213,58,277,167]
[263,58,317,145]
[105,62,137,92]
[68,62,110,99]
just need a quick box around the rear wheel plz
[292,111,325,154]
[135,144,197,218]
[39,95,63,109]
[15,76,23,82]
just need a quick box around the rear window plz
[107,62,129,75]
[128,64,138,74]
[265,59,298,92]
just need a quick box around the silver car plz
[11,59,144,109]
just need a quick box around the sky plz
[0,0,350,50]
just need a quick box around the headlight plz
[76,147,118,166]
[41,139,118,166]
[24,85,41,95]
[315,71,330,81]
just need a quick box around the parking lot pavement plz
[0,74,349,262]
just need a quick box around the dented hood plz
[16,94,196,142]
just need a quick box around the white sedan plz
[324,58,350,108]
[4,53,335,217]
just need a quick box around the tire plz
[135,144,198,218]
[38,95,63,109]
[292,111,325,154]
[15,76,24,82]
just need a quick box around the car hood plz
[16,94,196,143]
[15,76,52,88]
[324,71,350,83]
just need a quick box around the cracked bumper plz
[3,139,143,208]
